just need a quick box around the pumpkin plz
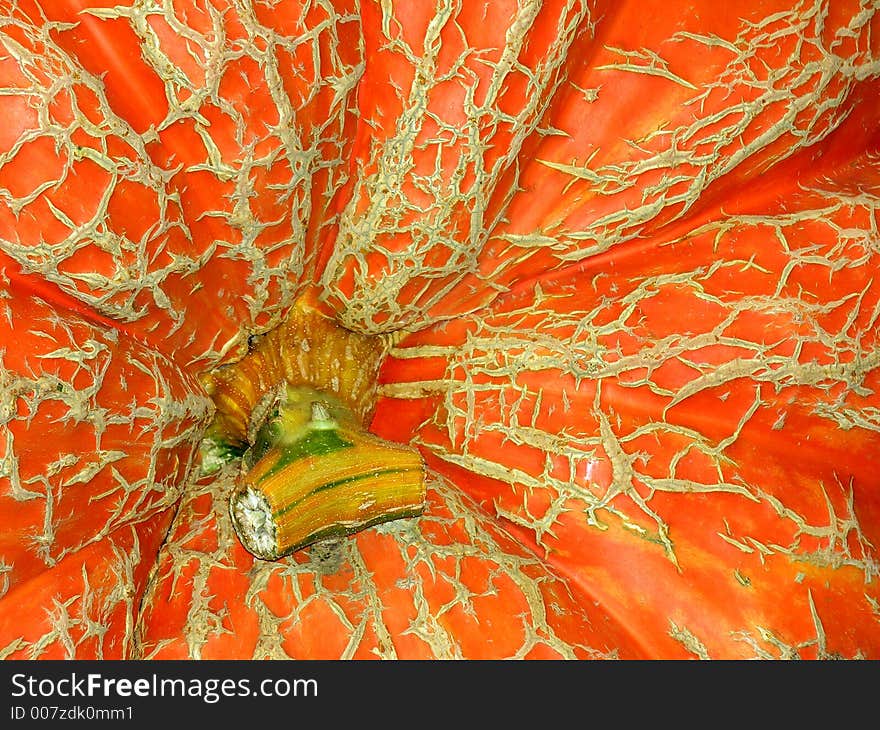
[1,0,879,660]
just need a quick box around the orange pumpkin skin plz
[378,149,880,659]
[136,471,642,659]
[0,273,210,658]
[1,0,880,658]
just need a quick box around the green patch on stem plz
[259,428,353,483]
[199,434,247,476]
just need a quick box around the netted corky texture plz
[1,0,879,658]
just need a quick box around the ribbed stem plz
[200,292,426,560]
[230,386,425,559]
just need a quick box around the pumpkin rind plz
[0,277,211,657]
[136,468,640,659]
[0,514,171,659]
[0,279,210,587]
[320,0,880,334]
[0,0,362,366]
[377,145,880,658]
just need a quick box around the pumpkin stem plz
[230,385,425,560]
[200,292,426,560]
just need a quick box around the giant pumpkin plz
[0,0,879,660]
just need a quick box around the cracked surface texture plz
[0,0,879,658]
[137,468,635,658]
